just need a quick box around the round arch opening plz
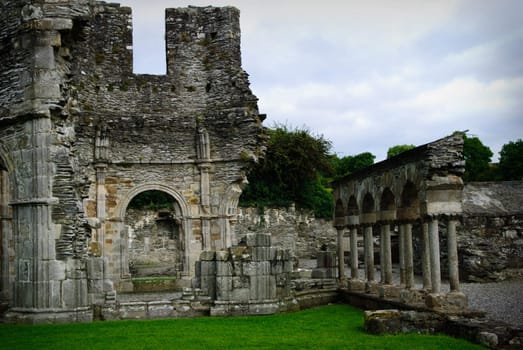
[124,190,185,279]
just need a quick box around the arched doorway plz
[125,190,184,278]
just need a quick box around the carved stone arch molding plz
[114,183,190,220]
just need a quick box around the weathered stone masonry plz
[0,0,265,322]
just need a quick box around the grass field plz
[0,304,483,350]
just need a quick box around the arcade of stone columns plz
[333,133,468,310]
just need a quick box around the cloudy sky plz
[119,0,522,161]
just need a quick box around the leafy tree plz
[240,125,334,218]
[331,152,375,178]
[462,135,493,182]
[387,144,416,159]
[498,139,523,180]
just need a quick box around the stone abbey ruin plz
[0,1,522,346]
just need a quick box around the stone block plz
[250,275,276,300]
[271,261,283,275]
[199,261,216,276]
[378,285,401,299]
[476,332,498,348]
[35,45,56,70]
[252,247,275,261]
[425,292,468,311]
[148,302,174,319]
[231,288,250,302]
[88,278,104,294]
[364,310,402,335]
[283,260,293,273]
[243,261,270,276]
[311,267,336,279]
[399,289,426,304]
[86,257,104,280]
[200,251,216,261]
[215,250,229,261]
[120,302,147,319]
[246,233,271,247]
[216,276,232,300]
[48,260,66,281]
[49,280,62,308]
[248,302,279,315]
[216,261,233,276]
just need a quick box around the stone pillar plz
[428,219,441,294]
[350,227,359,279]
[0,170,11,301]
[404,223,414,289]
[398,225,405,285]
[447,218,460,292]
[381,224,393,284]
[337,228,345,279]
[379,225,385,283]
[421,222,432,290]
[10,118,71,312]
[364,225,374,282]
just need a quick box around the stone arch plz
[399,181,419,221]
[114,183,190,220]
[347,196,359,216]
[347,195,359,226]
[112,183,192,280]
[361,193,376,225]
[380,188,396,211]
[362,193,375,213]
[380,188,396,222]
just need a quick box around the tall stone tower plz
[0,0,265,322]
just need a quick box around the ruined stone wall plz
[0,0,264,322]
[235,206,338,260]
[459,182,523,282]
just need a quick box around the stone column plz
[337,228,345,279]
[404,223,414,289]
[428,218,441,293]
[447,218,460,292]
[350,227,359,279]
[0,170,11,301]
[421,221,432,290]
[381,223,393,284]
[379,225,385,283]
[398,225,405,285]
[364,225,374,282]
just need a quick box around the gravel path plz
[461,278,523,328]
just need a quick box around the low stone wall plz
[99,289,211,321]
[363,309,523,349]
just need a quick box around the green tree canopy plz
[331,152,375,178]
[463,134,494,182]
[387,144,416,158]
[498,139,523,180]
[239,125,335,218]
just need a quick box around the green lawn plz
[0,304,483,350]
